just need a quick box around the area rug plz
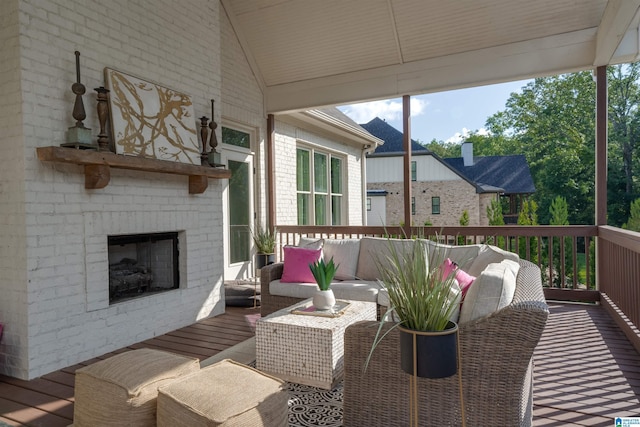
[246,361,343,426]
[287,381,343,427]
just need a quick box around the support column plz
[595,66,607,226]
[267,114,276,230]
[403,95,412,236]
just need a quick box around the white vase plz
[313,289,336,310]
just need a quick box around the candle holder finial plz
[63,51,95,149]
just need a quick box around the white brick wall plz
[0,0,262,380]
[274,117,365,226]
[0,0,29,379]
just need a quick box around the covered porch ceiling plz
[222,0,640,113]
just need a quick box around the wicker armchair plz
[343,259,549,427]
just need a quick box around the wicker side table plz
[256,298,376,389]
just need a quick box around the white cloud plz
[339,98,428,124]
[445,127,492,144]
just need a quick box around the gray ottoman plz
[157,359,288,426]
[73,348,200,427]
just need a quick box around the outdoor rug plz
[246,361,343,427]
[287,381,343,427]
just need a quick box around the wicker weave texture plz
[256,299,377,389]
[343,259,549,427]
[157,359,288,427]
[72,348,200,427]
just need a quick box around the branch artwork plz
[105,68,200,165]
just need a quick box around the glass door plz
[222,149,254,281]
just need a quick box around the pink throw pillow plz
[441,258,476,298]
[280,246,323,283]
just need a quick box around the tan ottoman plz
[157,359,288,427]
[73,348,200,427]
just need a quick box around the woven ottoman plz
[157,359,288,427]
[72,348,200,427]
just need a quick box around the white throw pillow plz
[467,244,519,277]
[458,260,519,324]
[297,236,323,250]
[322,238,361,280]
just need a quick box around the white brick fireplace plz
[0,0,248,380]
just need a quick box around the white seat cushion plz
[269,279,380,303]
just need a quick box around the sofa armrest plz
[260,262,284,300]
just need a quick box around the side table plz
[256,298,377,389]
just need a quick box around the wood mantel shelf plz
[36,146,231,194]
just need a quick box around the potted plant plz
[368,238,461,379]
[309,257,339,310]
[251,225,277,269]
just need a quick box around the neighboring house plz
[361,118,534,226]
[444,143,536,224]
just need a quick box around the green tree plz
[517,199,538,262]
[486,199,505,247]
[549,196,572,286]
[486,73,596,226]
[458,210,469,245]
[623,198,640,231]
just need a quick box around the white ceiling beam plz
[265,29,598,113]
[594,0,640,66]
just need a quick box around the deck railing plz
[276,225,597,286]
[273,223,640,356]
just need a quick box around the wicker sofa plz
[259,236,521,318]
[342,259,549,427]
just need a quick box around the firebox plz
[108,232,179,303]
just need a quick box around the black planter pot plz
[399,322,459,379]
[256,253,276,269]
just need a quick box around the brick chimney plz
[462,141,473,166]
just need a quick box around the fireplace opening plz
[108,232,179,304]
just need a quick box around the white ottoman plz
[157,359,288,427]
[73,348,200,427]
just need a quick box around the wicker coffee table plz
[256,298,377,389]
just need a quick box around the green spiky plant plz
[365,238,462,369]
[309,257,339,291]
[250,225,277,254]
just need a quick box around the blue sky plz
[338,79,532,144]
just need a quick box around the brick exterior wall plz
[370,180,482,226]
[0,0,264,380]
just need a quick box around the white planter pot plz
[312,289,336,310]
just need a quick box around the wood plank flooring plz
[0,303,638,426]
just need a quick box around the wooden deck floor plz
[0,303,638,426]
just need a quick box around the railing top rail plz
[275,225,598,238]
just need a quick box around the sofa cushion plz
[467,244,519,277]
[298,236,324,250]
[280,246,322,283]
[270,279,380,303]
[458,259,520,324]
[322,238,360,280]
[421,239,480,270]
[356,237,425,280]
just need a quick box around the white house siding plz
[367,154,460,183]
[367,195,386,226]
[0,0,266,380]
[274,118,365,226]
